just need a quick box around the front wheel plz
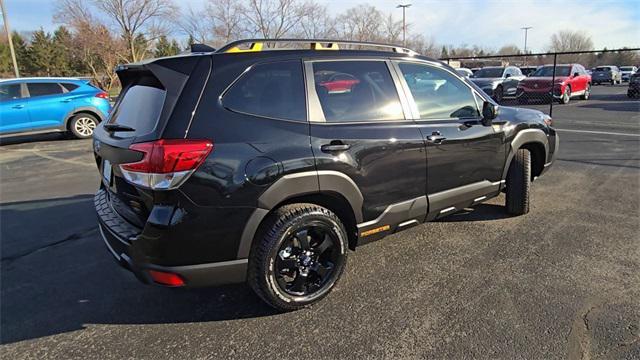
[493,86,503,103]
[248,204,348,311]
[505,148,531,215]
[559,86,571,104]
[69,113,98,139]
[580,84,591,100]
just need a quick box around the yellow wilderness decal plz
[360,225,390,237]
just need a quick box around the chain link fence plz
[441,48,640,116]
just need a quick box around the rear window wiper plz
[103,123,135,132]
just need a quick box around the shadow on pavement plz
[0,195,278,345]
[577,102,640,112]
[0,132,71,146]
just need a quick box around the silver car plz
[620,66,638,82]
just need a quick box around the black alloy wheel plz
[274,223,340,296]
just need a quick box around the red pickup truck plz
[517,64,591,104]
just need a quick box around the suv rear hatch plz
[93,54,212,227]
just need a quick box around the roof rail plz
[216,39,419,56]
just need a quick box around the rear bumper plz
[95,189,248,287]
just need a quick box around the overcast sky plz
[4,0,639,52]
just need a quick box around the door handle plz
[61,98,72,103]
[427,132,446,143]
[11,104,24,109]
[321,142,351,153]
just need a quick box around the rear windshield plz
[108,82,166,136]
[531,66,571,77]
[595,67,611,71]
[472,68,504,78]
[620,67,634,71]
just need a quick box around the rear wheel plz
[248,204,348,311]
[69,113,98,139]
[505,148,531,215]
[580,84,591,100]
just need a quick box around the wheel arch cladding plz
[503,129,549,181]
[237,170,363,258]
[66,108,104,130]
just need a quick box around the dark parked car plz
[517,64,591,104]
[94,39,558,310]
[470,66,525,102]
[628,72,640,98]
[592,65,622,85]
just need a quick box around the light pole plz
[397,4,411,47]
[0,0,19,77]
[521,26,532,64]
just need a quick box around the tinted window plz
[532,66,571,77]
[0,84,22,101]
[61,83,79,92]
[108,83,166,136]
[312,61,403,122]
[473,68,504,78]
[399,62,479,120]
[595,67,611,72]
[223,60,305,121]
[27,83,64,97]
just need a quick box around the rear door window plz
[61,83,79,92]
[311,60,404,122]
[108,82,166,136]
[0,84,22,101]
[26,83,64,97]
[222,60,306,121]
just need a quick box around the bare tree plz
[337,4,384,42]
[382,12,403,44]
[210,0,248,45]
[296,1,337,39]
[497,44,521,55]
[180,6,215,44]
[94,0,177,62]
[246,0,304,39]
[55,0,126,92]
[549,30,593,52]
[406,34,438,57]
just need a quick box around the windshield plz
[531,66,571,77]
[472,68,504,78]
[620,67,634,71]
[595,67,611,72]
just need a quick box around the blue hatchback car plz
[0,77,111,139]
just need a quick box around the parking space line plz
[555,129,640,137]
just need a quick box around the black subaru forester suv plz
[93,39,558,310]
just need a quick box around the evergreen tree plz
[11,32,30,76]
[154,35,180,57]
[27,29,54,76]
[51,26,74,76]
[440,45,448,58]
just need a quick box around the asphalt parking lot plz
[1,84,639,359]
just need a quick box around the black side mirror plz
[504,73,511,78]
[482,101,497,126]
[573,72,580,77]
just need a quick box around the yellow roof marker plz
[226,42,263,53]
[311,42,339,51]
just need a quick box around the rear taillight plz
[119,139,213,190]
[95,92,109,99]
[148,270,185,286]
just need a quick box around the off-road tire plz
[248,203,348,311]
[505,148,531,215]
